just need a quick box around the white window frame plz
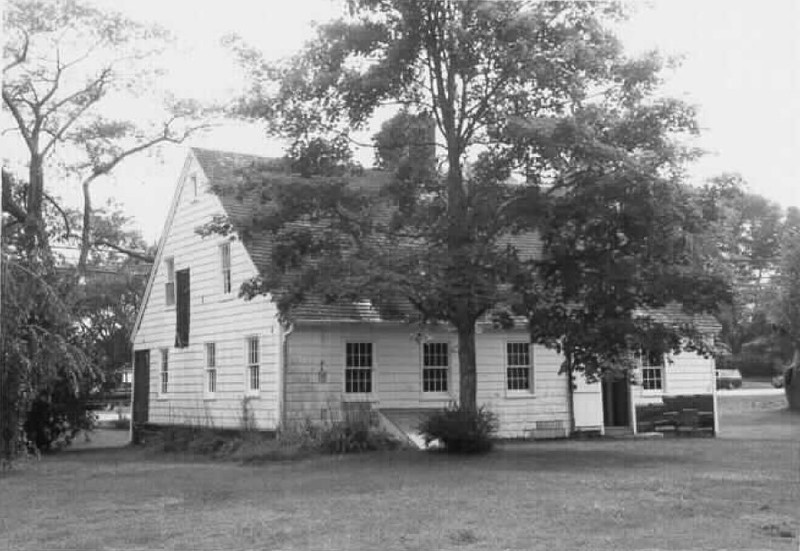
[205,342,217,398]
[506,341,533,394]
[421,341,450,396]
[344,342,374,398]
[640,350,665,394]
[220,242,232,295]
[245,336,260,396]
[164,257,175,307]
[159,348,169,396]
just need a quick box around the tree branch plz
[42,192,73,239]
[92,240,155,263]
[3,30,29,72]
[41,66,111,121]
[2,89,35,152]
[76,121,210,274]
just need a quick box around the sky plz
[8,0,800,243]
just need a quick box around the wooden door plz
[132,349,150,426]
[175,268,190,348]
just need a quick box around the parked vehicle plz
[715,368,743,389]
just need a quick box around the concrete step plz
[378,408,443,450]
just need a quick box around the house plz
[130,147,720,443]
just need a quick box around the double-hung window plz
[345,342,372,394]
[506,342,532,392]
[160,349,169,395]
[221,242,232,295]
[641,350,664,391]
[205,343,217,395]
[164,258,175,306]
[246,336,260,392]
[422,342,448,393]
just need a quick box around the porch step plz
[378,408,442,450]
[603,426,634,438]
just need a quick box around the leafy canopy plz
[216,1,729,407]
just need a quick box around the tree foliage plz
[223,0,730,411]
[2,0,210,275]
[1,0,185,456]
[769,207,800,410]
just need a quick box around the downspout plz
[711,356,720,435]
[565,351,576,436]
[129,344,134,445]
[279,322,295,432]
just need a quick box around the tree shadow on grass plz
[369,441,699,475]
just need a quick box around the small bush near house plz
[316,418,401,454]
[23,392,96,452]
[145,410,401,462]
[281,408,402,454]
[419,404,498,454]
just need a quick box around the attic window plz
[164,258,175,306]
[191,174,198,198]
[221,242,232,294]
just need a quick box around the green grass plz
[1,397,798,551]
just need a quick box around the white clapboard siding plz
[476,330,570,437]
[664,352,715,395]
[284,324,570,438]
[133,152,281,430]
[630,351,715,407]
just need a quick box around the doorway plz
[133,349,150,426]
[602,374,630,427]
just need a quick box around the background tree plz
[224,0,729,412]
[701,174,784,357]
[769,207,800,410]
[1,0,188,456]
[72,205,153,395]
[2,0,210,275]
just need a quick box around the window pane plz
[248,337,259,364]
[160,349,169,394]
[345,343,372,393]
[423,343,448,367]
[249,365,259,390]
[642,367,663,390]
[206,343,216,367]
[165,259,175,305]
[507,342,531,391]
[423,343,448,392]
[346,342,372,367]
[207,369,217,393]
[221,244,232,294]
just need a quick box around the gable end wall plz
[133,152,281,430]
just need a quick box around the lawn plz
[1,397,797,551]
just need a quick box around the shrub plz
[419,404,498,453]
[297,406,400,454]
[23,391,96,452]
[317,419,400,454]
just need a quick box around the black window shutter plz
[175,269,190,348]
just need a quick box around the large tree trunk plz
[786,347,800,412]
[456,321,477,412]
[0,357,22,462]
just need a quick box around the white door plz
[573,372,604,431]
